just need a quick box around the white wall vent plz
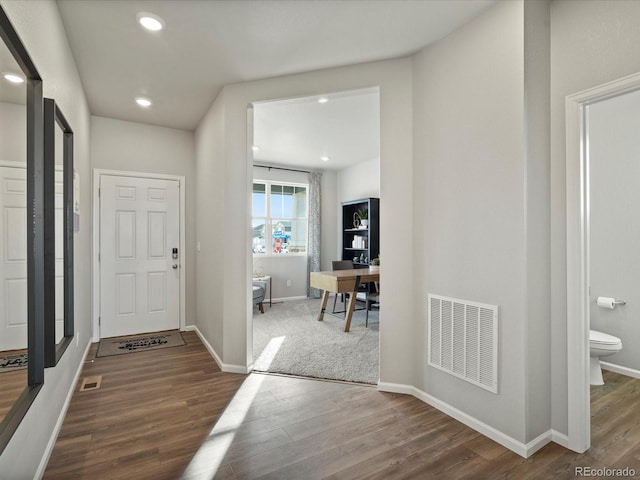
[428,294,498,394]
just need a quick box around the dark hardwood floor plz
[45,332,640,479]
[44,331,246,479]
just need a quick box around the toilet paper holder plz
[595,296,626,307]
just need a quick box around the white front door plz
[99,175,180,338]
[0,165,28,351]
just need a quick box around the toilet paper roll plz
[596,296,616,309]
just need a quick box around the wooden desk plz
[310,268,380,332]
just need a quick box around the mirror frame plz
[44,98,74,367]
[0,6,45,454]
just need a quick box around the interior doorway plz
[566,72,640,453]
[248,88,381,384]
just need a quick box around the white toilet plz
[589,329,623,385]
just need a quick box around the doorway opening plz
[248,87,381,384]
[566,72,640,453]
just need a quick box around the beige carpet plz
[252,297,379,384]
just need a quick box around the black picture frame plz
[0,5,45,455]
[44,98,74,367]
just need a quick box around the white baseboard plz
[187,326,249,374]
[552,429,569,449]
[377,381,553,458]
[36,339,92,479]
[271,295,308,302]
[601,361,640,380]
[524,430,554,457]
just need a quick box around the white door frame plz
[566,71,640,453]
[92,169,186,341]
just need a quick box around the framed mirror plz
[44,98,74,367]
[0,6,45,454]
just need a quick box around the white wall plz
[523,0,551,444]
[0,1,92,477]
[0,102,26,161]
[336,157,380,258]
[413,0,550,446]
[550,0,640,437]
[413,0,525,443]
[195,57,413,375]
[320,170,338,272]
[194,92,226,357]
[91,116,196,326]
[337,157,380,203]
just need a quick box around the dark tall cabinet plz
[341,197,379,267]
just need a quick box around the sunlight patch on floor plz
[182,374,266,478]
[253,335,285,371]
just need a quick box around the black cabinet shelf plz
[341,197,379,267]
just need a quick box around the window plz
[252,181,308,255]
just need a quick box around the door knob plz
[172,264,178,269]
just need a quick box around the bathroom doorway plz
[587,89,640,378]
[566,72,640,453]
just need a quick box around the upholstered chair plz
[253,280,267,313]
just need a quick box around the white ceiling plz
[56,0,495,169]
[253,88,380,171]
[0,37,25,105]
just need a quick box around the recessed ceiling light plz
[320,156,330,162]
[135,97,152,107]
[251,145,260,152]
[317,97,329,104]
[137,12,165,31]
[3,73,24,84]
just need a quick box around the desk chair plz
[365,281,380,327]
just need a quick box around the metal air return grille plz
[428,294,498,394]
